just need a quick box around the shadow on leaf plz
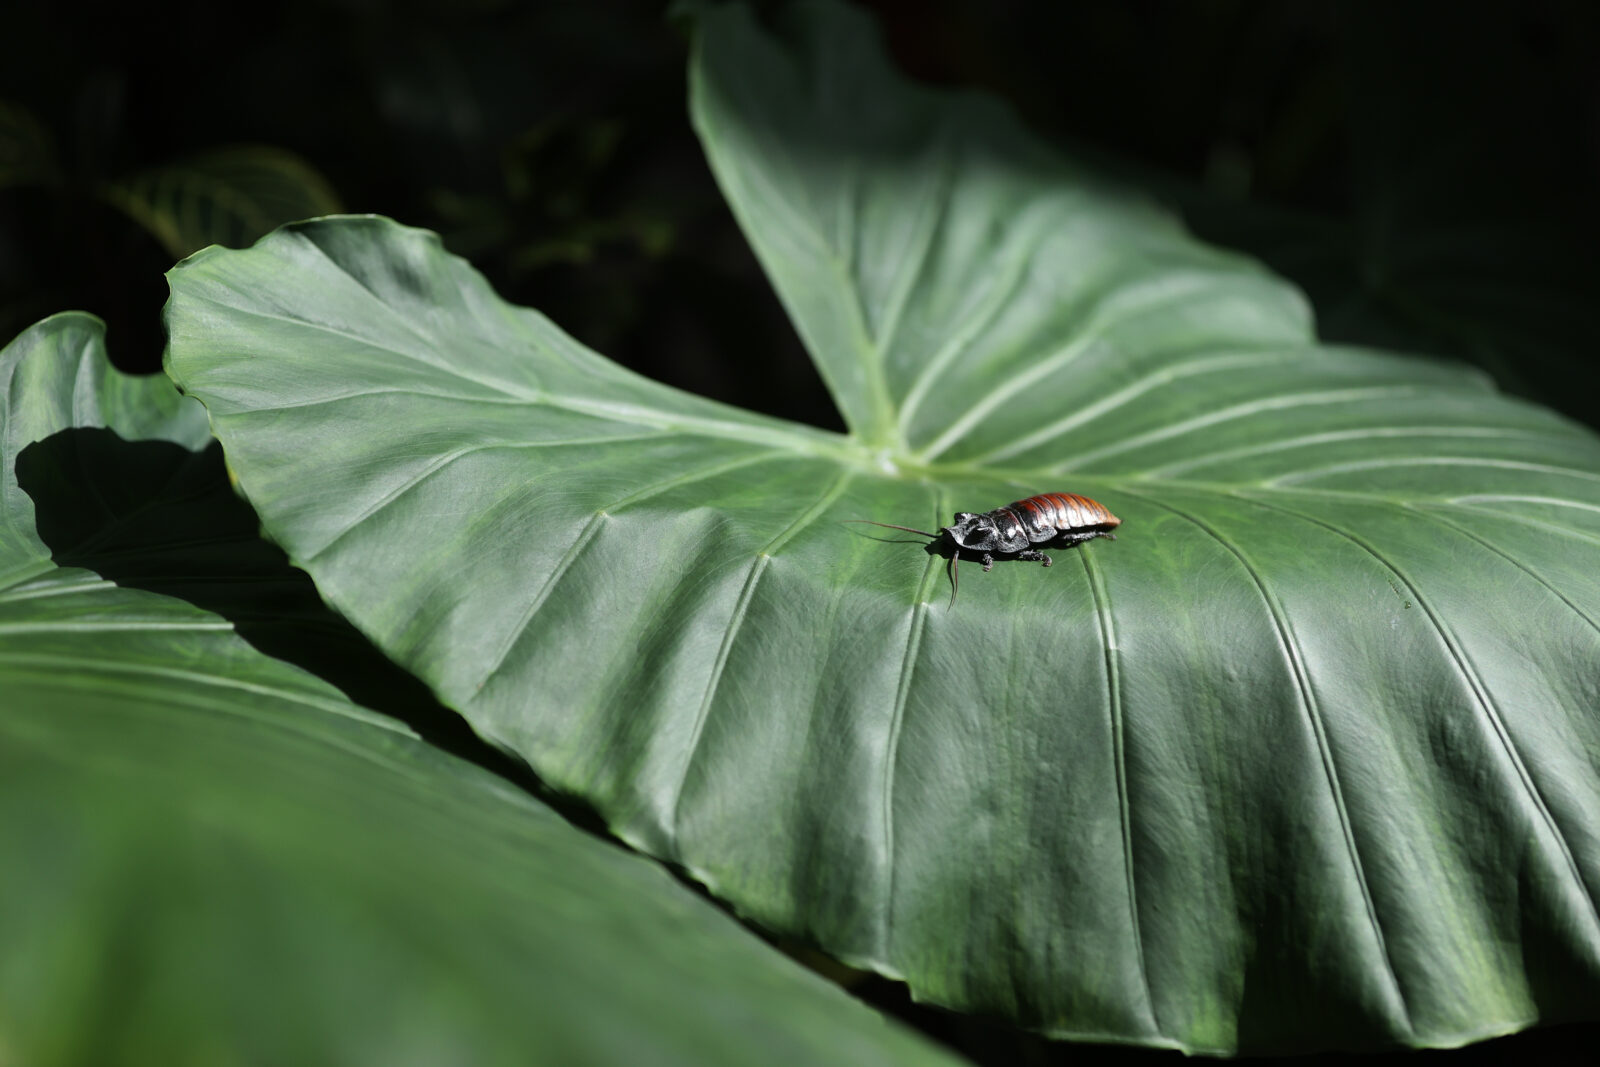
[15,427,592,820]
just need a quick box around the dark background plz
[4,0,1598,434]
[4,1,1599,1062]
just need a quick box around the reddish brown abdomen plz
[1009,492,1121,539]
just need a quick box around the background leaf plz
[100,146,342,259]
[164,1,1600,1054]
[0,100,59,192]
[1165,0,1600,433]
[0,314,964,1067]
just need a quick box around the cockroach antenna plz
[842,519,938,538]
[845,519,961,608]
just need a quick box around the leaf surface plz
[0,314,959,1067]
[164,2,1600,1052]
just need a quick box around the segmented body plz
[991,492,1119,550]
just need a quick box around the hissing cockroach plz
[848,493,1121,607]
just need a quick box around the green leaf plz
[0,315,962,1067]
[100,146,342,259]
[163,1,1600,1054]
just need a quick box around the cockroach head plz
[943,511,996,550]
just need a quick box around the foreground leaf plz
[164,2,1600,1053]
[0,315,961,1067]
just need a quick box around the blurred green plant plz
[0,100,339,257]
[0,97,340,364]
[99,145,341,259]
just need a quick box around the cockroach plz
[848,492,1121,607]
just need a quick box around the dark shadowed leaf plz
[0,314,962,1067]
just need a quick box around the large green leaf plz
[163,1,1600,1054]
[0,314,962,1067]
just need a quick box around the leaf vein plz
[967,350,1296,468]
[879,486,944,958]
[1405,503,1600,638]
[921,276,1289,464]
[1078,543,1160,1033]
[1441,498,1600,547]
[667,468,856,844]
[473,449,795,694]
[1141,427,1589,479]
[1239,492,1600,948]
[294,229,447,353]
[1268,457,1600,488]
[1125,487,1413,1034]
[200,300,533,399]
[872,136,951,374]
[1047,386,1435,473]
[0,652,398,728]
[895,214,1052,436]
[222,383,847,460]
[0,576,115,605]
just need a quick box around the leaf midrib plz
[196,373,1600,512]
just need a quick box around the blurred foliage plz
[0,95,339,358]
[4,0,1596,432]
[100,146,341,259]
[865,0,1600,429]
[0,0,837,433]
